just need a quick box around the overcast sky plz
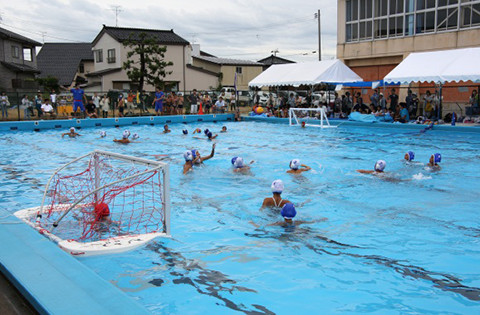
[0,0,337,62]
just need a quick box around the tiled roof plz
[86,67,122,77]
[93,25,189,46]
[257,54,295,66]
[193,55,262,66]
[37,43,93,86]
[1,61,40,73]
[0,27,42,46]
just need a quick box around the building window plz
[12,46,20,58]
[95,49,103,63]
[79,63,85,73]
[236,67,242,74]
[107,49,116,63]
[345,0,480,43]
[23,48,32,61]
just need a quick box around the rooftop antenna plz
[40,31,47,43]
[271,49,279,56]
[111,5,122,27]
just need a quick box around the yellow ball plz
[256,107,264,114]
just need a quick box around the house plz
[0,26,42,92]
[89,25,219,92]
[37,43,94,89]
[257,54,295,70]
[191,45,264,91]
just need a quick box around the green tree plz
[36,75,60,92]
[122,32,173,92]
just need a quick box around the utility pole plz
[316,9,322,61]
[111,5,122,27]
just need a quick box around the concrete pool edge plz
[0,114,234,132]
[0,214,150,315]
[244,116,480,133]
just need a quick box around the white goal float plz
[14,150,171,256]
[289,107,337,128]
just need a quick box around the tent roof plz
[384,47,480,84]
[248,59,363,87]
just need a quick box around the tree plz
[122,32,173,92]
[36,75,60,92]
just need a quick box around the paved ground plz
[0,272,37,315]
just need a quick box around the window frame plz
[107,49,116,64]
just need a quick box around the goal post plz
[289,107,337,128]
[15,150,170,256]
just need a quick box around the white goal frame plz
[289,107,337,128]
[14,150,171,256]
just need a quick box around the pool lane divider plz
[244,116,480,133]
[0,114,234,132]
[0,215,150,315]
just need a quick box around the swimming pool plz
[1,121,480,314]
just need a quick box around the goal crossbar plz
[289,107,337,128]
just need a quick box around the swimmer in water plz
[357,160,386,175]
[286,159,311,174]
[92,202,119,232]
[183,150,194,174]
[193,128,202,134]
[206,131,218,140]
[62,127,81,138]
[113,130,131,144]
[182,129,188,135]
[404,151,415,162]
[220,126,227,133]
[163,124,171,133]
[252,203,320,227]
[231,157,254,173]
[301,121,306,128]
[192,143,216,165]
[100,130,107,138]
[261,179,290,209]
[427,153,441,170]
[132,133,140,140]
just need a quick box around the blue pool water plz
[1,121,480,314]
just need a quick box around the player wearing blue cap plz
[163,124,171,133]
[404,151,415,162]
[183,150,194,174]
[427,153,442,170]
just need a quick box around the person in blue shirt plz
[399,103,409,123]
[70,85,87,117]
[152,87,164,116]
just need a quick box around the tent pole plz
[439,83,443,120]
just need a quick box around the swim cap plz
[432,153,442,164]
[94,202,110,219]
[374,160,386,172]
[70,127,75,132]
[132,133,139,140]
[182,129,188,135]
[100,130,107,137]
[207,131,213,138]
[234,157,244,168]
[290,159,301,170]
[271,179,284,194]
[204,128,209,135]
[405,151,415,161]
[281,203,296,219]
[195,128,201,133]
[301,121,306,127]
[183,150,193,161]
[122,130,130,139]
[231,157,238,165]
[191,149,198,159]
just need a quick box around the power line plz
[0,22,85,43]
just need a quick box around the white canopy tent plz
[249,59,363,88]
[384,47,480,84]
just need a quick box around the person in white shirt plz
[41,99,55,117]
[22,95,33,119]
[50,90,57,114]
[215,96,226,113]
[100,95,110,118]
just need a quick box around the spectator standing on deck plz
[50,90,57,114]
[34,92,43,117]
[70,85,87,118]
[126,90,135,115]
[190,89,199,114]
[0,92,9,119]
[370,89,379,107]
[92,92,101,117]
[100,95,110,118]
[423,90,434,119]
[389,88,399,113]
[469,90,479,108]
[22,95,32,119]
[153,87,164,116]
[379,93,386,110]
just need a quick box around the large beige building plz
[337,0,480,109]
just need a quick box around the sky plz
[0,0,338,62]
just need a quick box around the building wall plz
[0,38,38,91]
[92,33,123,72]
[221,65,263,90]
[185,67,219,91]
[192,58,221,73]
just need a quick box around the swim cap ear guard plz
[405,151,415,161]
[281,203,296,219]
[432,153,441,164]
[374,160,386,172]
[191,150,198,159]
[183,151,193,161]
[233,157,244,168]
[271,179,284,194]
[182,129,188,135]
[122,130,130,139]
[231,157,238,165]
[132,133,139,140]
[290,159,300,170]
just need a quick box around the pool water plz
[1,121,480,314]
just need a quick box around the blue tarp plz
[348,112,394,123]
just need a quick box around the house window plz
[107,49,116,63]
[23,48,32,62]
[79,63,85,73]
[235,67,242,74]
[95,49,103,63]
[12,46,20,58]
